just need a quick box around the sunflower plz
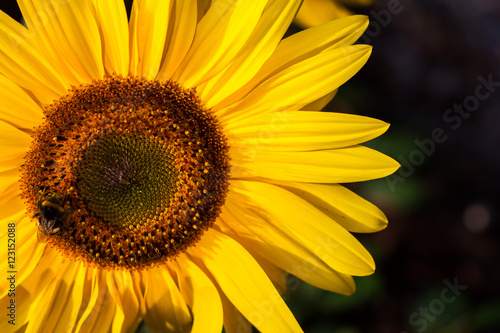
[0,0,398,332]
[295,0,373,27]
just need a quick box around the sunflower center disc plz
[76,133,178,229]
[20,76,230,270]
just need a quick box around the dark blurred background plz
[1,0,498,332]
[290,1,500,332]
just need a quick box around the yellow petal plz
[225,45,371,124]
[50,264,90,333]
[339,0,373,5]
[295,0,352,28]
[92,0,129,76]
[188,228,303,332]
[0,214,43,299]
[0,187,25,221]
[0,10,67,104]
[218,194,356,294]
[20,0,104,82]
[0,120,32,164]
[129,0,173,79]
[271,181,388,233]
[25,261,80,332]
[156,0,198,81]
[301,89,338,111]
[13,219,45,287]
[0,265,32,329]
[214,15,368,112]
[48,0,104,80]
[174,0,270,87]
[75,268,116,333]
[257,15,369,74]
[106,270,143,333]
[250,254,289,296]
[232,180,376,276]
[226,111,390,151]
[0,157,23,173]
[0,74,43,129]
[18,0,89,87]
[14,247,68,330]
[232,145,399,183]
[175,255,224,333]
[199,0,301,108]
[143,266,192,333]
[0,168,20,197]
[218,287,252,333]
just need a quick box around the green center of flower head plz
[20,76,230,270]
[76,133,178,229]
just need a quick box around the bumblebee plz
[34,193,67,243]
